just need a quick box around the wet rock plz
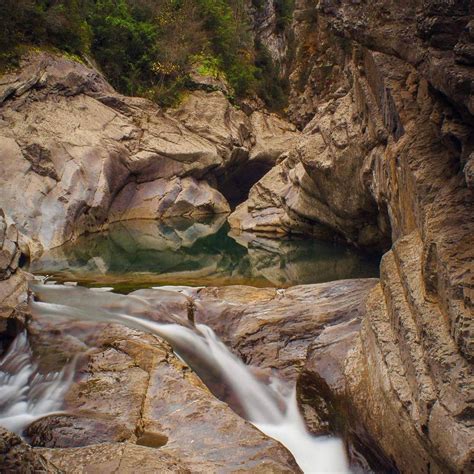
[133,280,389,470]
[0,426,59,472]
[135,280,378,383]
[27,324,300,473]
[0,271,29,323]
[37,442,189,474]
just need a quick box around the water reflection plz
[28,216,379,291]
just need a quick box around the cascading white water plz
[0,332,75,434]
[26,284,350,473]
[197,324,350,473]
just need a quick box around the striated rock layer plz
[235,1,474,471]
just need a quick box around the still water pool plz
[29,216,380,292]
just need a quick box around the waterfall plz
[20,284,349,473]
[0,332,75,434]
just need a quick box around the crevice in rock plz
[297,367,398,473]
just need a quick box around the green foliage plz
[0,0,292,110]
[87,0,158,95]
[196,0,258,96]
[192,53,222,78]
[274,0,294,32]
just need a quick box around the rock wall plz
[0,52,299,259]
[248,0,292,73]
[236,0,474,471]
[0,3,472,471]
[0,210,29,333]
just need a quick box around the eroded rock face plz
[0,52,300,258]
[248,0,291,73]
[169,90,300,204]
[287,0,474,126]
[130,281,391,470]
[190,280,378,382]
[233,2,474,471]
[38,443,189,474]
[0,209,29,340]
[108,177,230,222]
[0,427,58,473]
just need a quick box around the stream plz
[1,219,382,472]
[24,283,350,473]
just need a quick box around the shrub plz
[0,0,292,110]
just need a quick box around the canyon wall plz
[0,1,472,471]
[233,0,473,471]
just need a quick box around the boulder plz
[108,177,230,222]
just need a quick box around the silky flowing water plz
[2,219,382,472]
[0,332,76,433]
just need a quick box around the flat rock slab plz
[187,279,379,381]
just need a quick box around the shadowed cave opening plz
[216,159,274,208]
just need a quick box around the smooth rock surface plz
[108,177,230,222]
[0,52,299,258]
[26,323,300,473]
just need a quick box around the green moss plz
[192,53,222,79]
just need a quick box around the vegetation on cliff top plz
[0,0,289,109]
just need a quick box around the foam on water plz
[0,332,75,434]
